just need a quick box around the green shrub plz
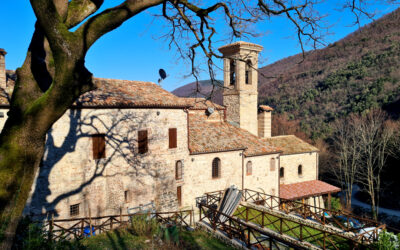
[373,230,400,250]
[129,215,161,237]
[330,197,342,211]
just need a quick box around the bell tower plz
[218,42,262,135]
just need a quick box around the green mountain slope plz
[173,8,400,139]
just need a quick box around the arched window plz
[229,59,236,85]
[279,167,284,178]
[298,165,303,176]
[270,158,276,171]
[245,60,252,84]
[212,158,221,179]
[246,161,252,176]
[175,160,183,180]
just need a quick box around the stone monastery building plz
[0,42,339,219]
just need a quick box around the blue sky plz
[0,1,397,91]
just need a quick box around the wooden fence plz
[39,209,193,241]
[200,188,397,241]
[198,203,308,249]
[196,189,397,247]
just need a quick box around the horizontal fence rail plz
[37,210,193,241]
[198,203,308,250]
[196,189,398,247]
[197,189,400,242]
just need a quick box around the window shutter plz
[92,136,99,159]
[169,128,177,148]
[92,134,105,159]
[177,186,182,206]
[138,130,148,154]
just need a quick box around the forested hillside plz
[173,8,400,140]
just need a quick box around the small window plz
[212,158,221,179]
[298,165,303,176]
[177,186,182,207]
[245,60,252,84]
[138,130,148,154]
[246,161,252,176]
[124,190,130,203]
[70,204,80,217]
[175,160,183,180]
[279,167,284,178]
[92,134,106,159]
[270,158,276,171]
[229,59,236,85]
[169,128,177,148]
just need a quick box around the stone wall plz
[23,108,189,219]
[0,49,6,89]
[239,92,258,135]
[182,150,243,208]
[0,108,8,133]
[243,154,279,196]
[258,111,271,138]
[279,152,318,185]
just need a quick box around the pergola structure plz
[280,180,341,210]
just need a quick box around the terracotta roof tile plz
[259,105,274,111]
[263,135,319,155]
[0,74,192,108]
[75,78,191,108]
[183,97,225,110]
[188,112,281,156]
[280,180,341,200]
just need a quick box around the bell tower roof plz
[218,41,263,54]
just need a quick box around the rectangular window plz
[177,186,182,207]
[169,128,177,148]
[92,134,106,159]
[124,190,130,203]
[138,130,148,154]
[70,204,80,217]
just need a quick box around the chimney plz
[0,49,7,90]
[258,105,273,138]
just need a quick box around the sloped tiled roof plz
[188,112,281,156]
[75,78,191,108]
[0,74,192,108]
[183,97,225,110]
[263,135,319,155]
[280,180,341,200]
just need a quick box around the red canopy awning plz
[280,180,341,200]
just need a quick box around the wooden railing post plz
[300,224,303,241]
[81,219,84,236]
[199,205,202,222]
[280,218,282,234]
[48,213,54,242]
[120,207,122,226]
[261,211,264,228]
[89,207,93,236]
